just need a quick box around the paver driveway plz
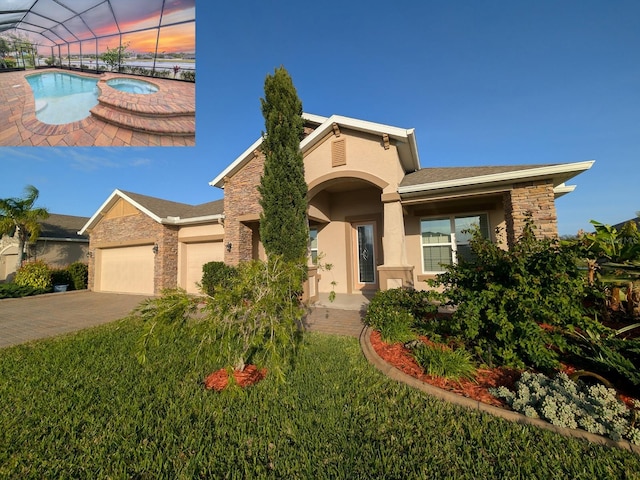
[0,291,366,349]
[0,291,148,348]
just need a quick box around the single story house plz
[81,113,594,297]
[0,213,89,282]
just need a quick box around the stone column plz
[503,180,558,247]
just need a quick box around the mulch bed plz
[369,330,521,407]
[204,365,267,391]
[370,330,640,410]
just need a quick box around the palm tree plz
[0,185,49,271]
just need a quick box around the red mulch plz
[204,365,267,391]
[370,330,521,407]
[370,331,640,409]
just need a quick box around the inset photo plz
[0,0,195,146]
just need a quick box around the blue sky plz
[1,0,639,235]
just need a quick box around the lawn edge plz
[359,326,640,455]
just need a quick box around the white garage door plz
[183,241,224,294]
[98,245,154,295]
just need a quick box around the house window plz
[420,214,489,272]
[309,227,318,265]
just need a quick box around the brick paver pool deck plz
[0,68,195,146]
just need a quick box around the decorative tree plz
[258,66,308,266]
[100,42,129,72]
[0,185,49,271]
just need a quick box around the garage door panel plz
[99,245,154,295]
[183,241,224,294]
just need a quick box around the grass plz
[0,319,639,479]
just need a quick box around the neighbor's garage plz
[96,245,155,295]
[180,241,224,294]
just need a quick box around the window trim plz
[420,212,490,273]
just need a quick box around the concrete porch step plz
[312,292,372,311]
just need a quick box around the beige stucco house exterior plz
[0,214,89,282]
[81,113,594,297]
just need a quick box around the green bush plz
[0,283,47,299]
[364,287,437,338]
[411,343,477,381]
[377,310,417,344]
[50,268,72,288]
[491,371,640,445]
[181,70,195,82]
[67,262,88,290]
[200,261,237,296]
[430,218,604,371]
[14,261,52,291]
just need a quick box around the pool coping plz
[359,326,640,455]
[0,68,195,146]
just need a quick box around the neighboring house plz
[0,214,89,282]
[81,113,594,297]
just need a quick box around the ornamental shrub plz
[364,287,437,335]
[67,262,88,290]
[430,217,604,371]
[50,268,72,287]
[491,371,640,445]
[200,261,237,296]
[14,261,51,291]
[411,343,477,381]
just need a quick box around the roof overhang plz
[209,113,420,189]
[79,189,162,235]
[398,160,594,200]
[160,215,224,226]
[79,189,224,234]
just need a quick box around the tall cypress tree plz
[258,66,308,263]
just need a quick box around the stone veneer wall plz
[223,151,265,265]
[503,179,558,247]
[87,210,178,294]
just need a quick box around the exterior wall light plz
[152,243,159,254]
[226,242,232,252]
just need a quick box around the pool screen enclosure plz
[0,0,195,79]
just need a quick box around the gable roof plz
[209,113,420,188]
[79,189,224,234]
[40,214,90,241]
[398,161,595,198]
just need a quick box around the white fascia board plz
[208,113,328,189]
[398,160,595,195]
[553,183,576,198]
[209,136,263,189]
[161,214,224,225]
[78,189,162,235]
[38,237,89,243]
[299,114,419,171]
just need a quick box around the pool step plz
[90,103,195,136]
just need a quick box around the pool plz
[106,78,159,94]
[26,72,99,125]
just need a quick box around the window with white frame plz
[420,214,489,272]
[309,227,318,265]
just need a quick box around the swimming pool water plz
[26,72,99,125]
[106,78,159,94]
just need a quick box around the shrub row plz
[14,261,88,292]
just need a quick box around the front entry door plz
[353,222,377,291]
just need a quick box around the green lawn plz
[0,319,638,479]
